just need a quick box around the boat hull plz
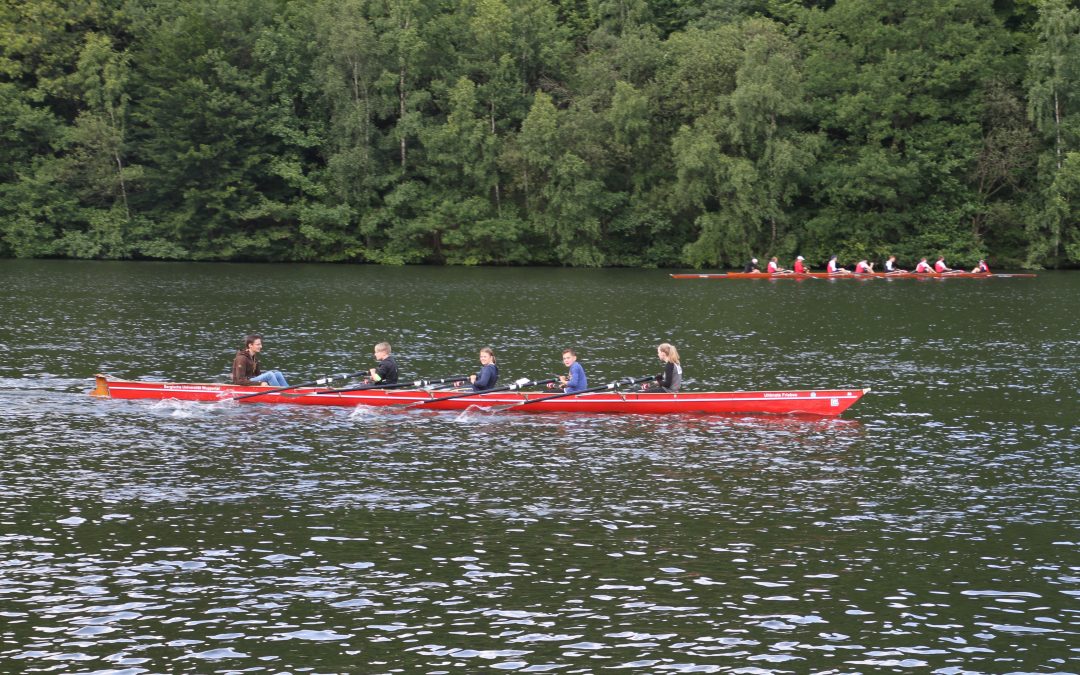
[92,375,868,417]
[670,272,1036,279]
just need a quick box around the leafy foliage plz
[0,0,1076,267]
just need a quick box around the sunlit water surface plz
[0,261,1077,673]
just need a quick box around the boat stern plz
[90,374,112,398]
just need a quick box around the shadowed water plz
[0,261,1077,673]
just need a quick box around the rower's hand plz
[469,375,477,384]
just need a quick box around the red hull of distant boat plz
[670,272,1036,279]
[92,375,868,417]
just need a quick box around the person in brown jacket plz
[231,334,288,387]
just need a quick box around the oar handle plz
[513,374,655,407]
[231,370,366,401]
[410,376,555,405]
[310,371,359,386]
[414,375,471,388]
[529,377,559,389]
[314,374,473,395]
[508,377,557,390]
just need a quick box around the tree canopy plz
[2,0,1078,268]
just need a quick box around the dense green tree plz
[797,0,1014,264]
[663,21,817,267]
[52,32,139,258]
[1041,151,1080,262]
[510,90,558,217]
[0,0,1075,268]
[125,0,289,258]
[1026,0,1080,265]
[311,0,385,260]
[0,0,137,257]
[970,80,1038,266]
[419,77,529,264]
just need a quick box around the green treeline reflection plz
[2,0,1079,269]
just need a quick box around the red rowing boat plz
[670,272,1036,279]
[91,375,868,417]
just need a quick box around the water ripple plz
[1,263,1077,672]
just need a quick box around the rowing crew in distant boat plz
[738,254,993,276]
[670,259,1032,280]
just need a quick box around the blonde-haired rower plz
[469,347,499,392]
[643,343,682,392]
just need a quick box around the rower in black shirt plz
[369,342,399,385]
[743,258,760,273]
[642,343,683,392]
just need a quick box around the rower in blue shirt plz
[551,348,588,393]
[469,347,499,391]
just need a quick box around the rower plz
[469,347,499,391]
[743,258,761,273]
[827,255,851,274]
[853,259,874,274]
[767,256,792,274]
[549,348,588,393]
[231,334,288,387]
[914,257,934,273]
[368,342,399,385]
[793,255,807,273]
[642,343,682,392]
[934,256,957,274]
[884,255,907,273]
[970,259,990,273]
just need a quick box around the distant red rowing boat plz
[670,272,1036,279]
[92,375,869,417]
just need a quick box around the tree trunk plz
[490,102,500,213]
[114,150,130,220]
[399,64,407,168]
[1055,89,1062,170]
[106,106,130,220]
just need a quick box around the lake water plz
[0,260,1077,673]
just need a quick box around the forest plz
[3,0,1080,268]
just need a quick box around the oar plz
[312,375,470,396]
[230,370,367,402]
[406,376,557,408]
[501,374,657,409]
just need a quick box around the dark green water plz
[0,260,1076,673]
